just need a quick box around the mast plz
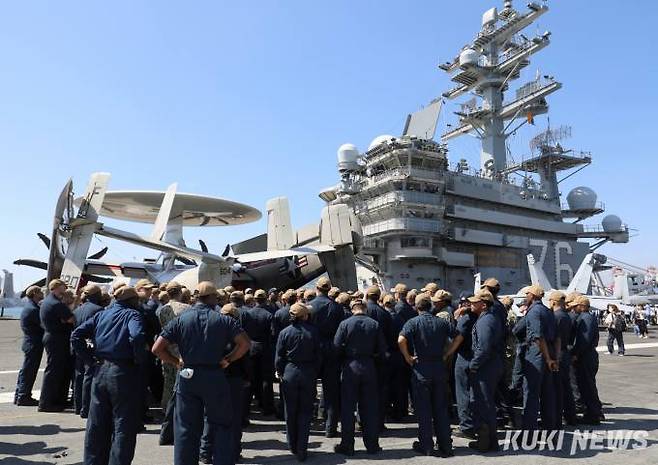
[440,1,558,176]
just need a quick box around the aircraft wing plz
[97,225,226,265]
[235,245,336,263]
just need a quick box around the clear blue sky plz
[1,0,656,290]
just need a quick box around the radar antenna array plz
[530,125,571,152]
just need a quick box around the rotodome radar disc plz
[75,191,261,226]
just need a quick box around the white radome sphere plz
[337,143,359,164]
[368,135,395,151]
[602,215,623,232]
[566,186,597,211]
[459,48,480,67]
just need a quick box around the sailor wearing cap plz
[71,286,146,465]
[398,293,454,457]
[152,282,250,465]
[467,289,503,453]
[240,289,275,416]
[386,292,411,421]
[521,284,559,432]
[272,290,296,343]
[308,277,345,437]
[570,295,603,425]
[200,303,251,465]
[38,279,75,412]
[431,290,454,321]
[392,283,415,322]
[275,303,321,461]
[364,285,394,431]
[444,292,478,439]
[547,290,577,426]
[72,284,105,418]
[14,285,44,406]
[157,281,192,446]
[333,299,386,456]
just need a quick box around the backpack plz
[614,314,627,332]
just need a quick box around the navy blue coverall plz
[240,304,275,415]
[395,299,417,323]
[309,294,344,434]
[15,299,44,404]
[454,310,478,434]
[572,311,602,421]
[400,312,454,454]
[334,313,386,453]
[365,300,394,429]
[275,320,321,458]
[470,308,503,449]
[554,307,576,425]
[161,303,243,465]
[71,300,146,465]
[522,301,553,430]
[39,293,74,409]
[388,306,411,420]
[73,301,104,417]
[272,305,292,343]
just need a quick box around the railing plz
[363,218,442,235]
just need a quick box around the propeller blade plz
[37,233,51,249]
[176,257,197,266]
[87,247,109,260]
[13,259,48,270]
[222,244,231,257]
[199,240,209,253]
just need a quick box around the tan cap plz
[391,283,409,294]
[48,279,66,291]
[166,281,182,292]
[26,285,42,298]
[407,289,418,298]
[482,278,500,289]
[350,299,366,309]
[431,289,452,302]
[303,289,316,300]
[421,283,439,294]
[254,289,267,299]
[159,283,168,292]
[114,286,138,302]
[196,281,217,297]
[230,290,244,300]
[415,293,432,307]
[565,292,581,305]
[382,294,395,305]
[82,284,102,296]
[328,287,341,298]
[569,295,590,308]
[500,296,513,306]
[524,284,545,298]
[468,289,494,304]
[135,279,155,290]
[158,291,169,301]
[221,303,239,318]
[316,276,332,291]
[365,286,381,297]
[547,290,566,302]
[112,281,127,292]
[224,286,235,294]
[335,292,351,305]
[352,290,364,299]
[290,303,310,318]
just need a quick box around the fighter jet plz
[17,172,362,293]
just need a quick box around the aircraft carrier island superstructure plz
[320,1,629,295]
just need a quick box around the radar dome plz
[337,143,360,172]
[459,48,480,67]
[566,186,597,211]
[367,135,395,151]
[602,215,623,232]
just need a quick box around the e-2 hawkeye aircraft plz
[17,172,363,293]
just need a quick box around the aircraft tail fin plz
[613,274,630,301]
[59,172,111,291]
[151,183,178,242]
[1,270,15,299]
[566,253,595,294]
[266,197,294,251]
[527,254,554,290]
[318,204,357,290]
